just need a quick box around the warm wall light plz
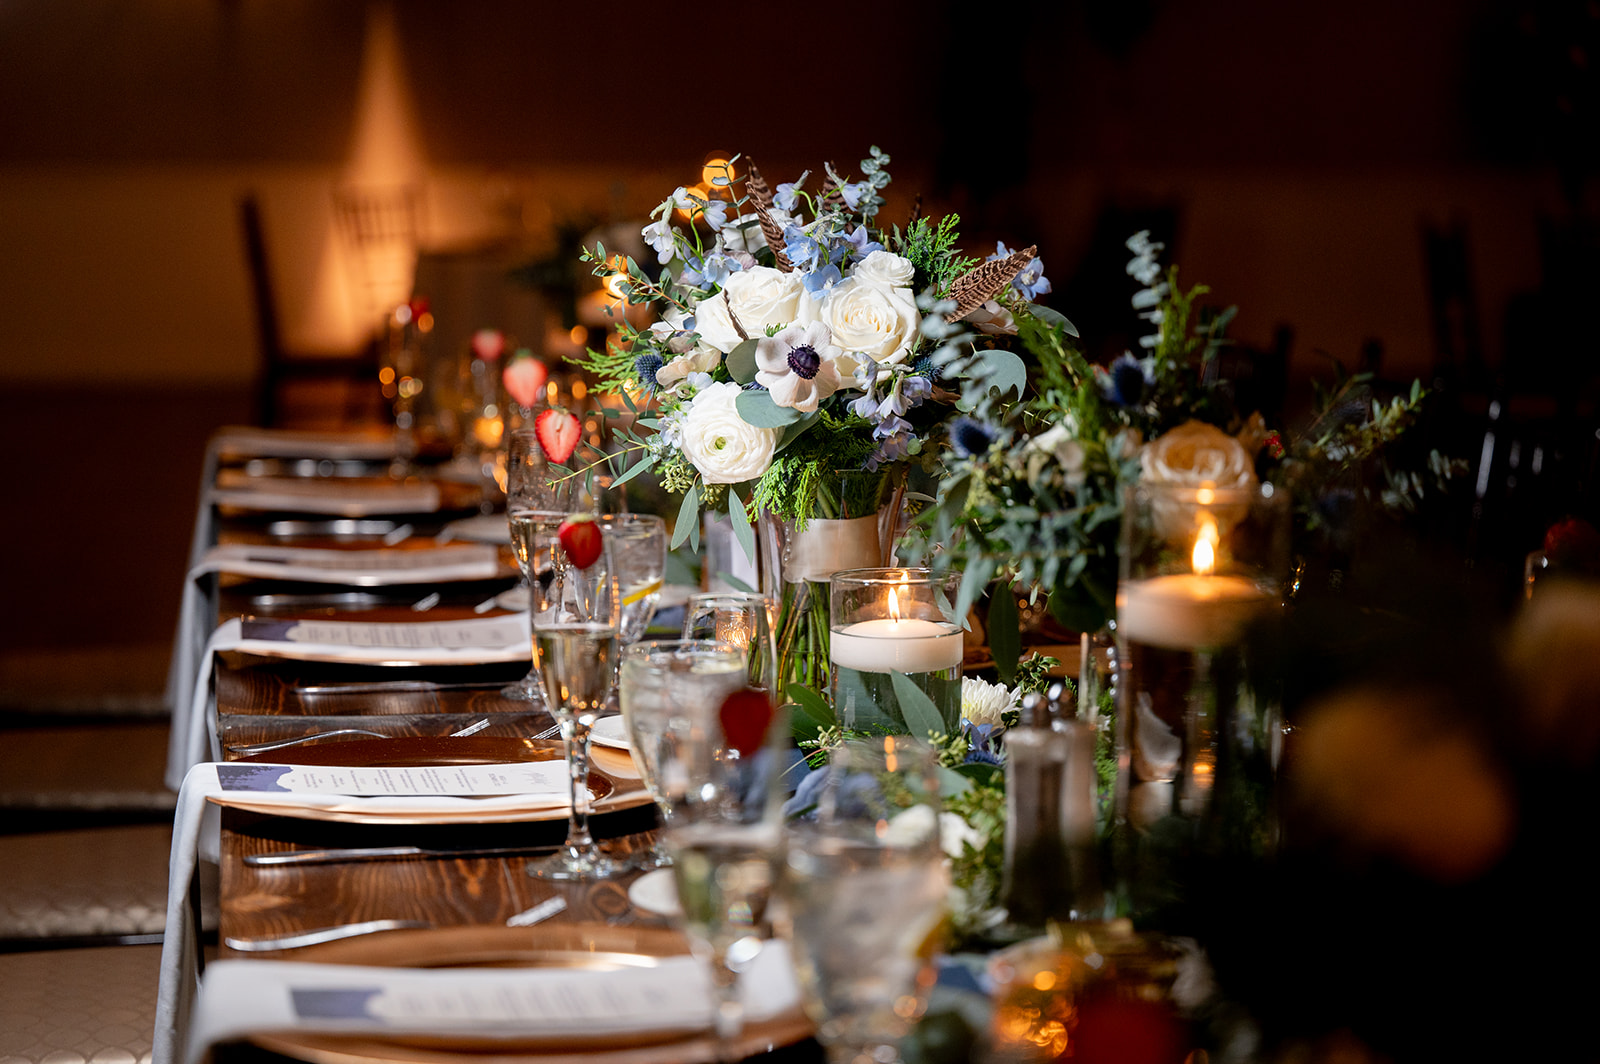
[702,151,736,200]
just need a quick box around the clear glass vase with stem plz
[526,527,625,881]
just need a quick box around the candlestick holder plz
[828,568,963,733]
[1114,483,1288,837]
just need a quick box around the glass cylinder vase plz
[756,470,904,703]
[828,568,963,732]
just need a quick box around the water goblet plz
[656,663,788,1054]
[618,639,748,871]
[526,528,625,881]
[681,592,778,700]
[778,736,949,1064]
[602,513,667,645]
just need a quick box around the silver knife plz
[245,843,559,866]
[224,918,431,951]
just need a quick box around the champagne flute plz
[527,526,624,881]
[502,507,567,704]
[778,737,948,1064]
[502,427,569,703]
[659,669,788,1055]
[619,639,748,870]
[681,592,778,699]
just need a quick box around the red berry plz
[557,513,603,570]
[718,688,774,757]
[1544,517,1600,572]
[534,407,582,464]
[502,356,548,408]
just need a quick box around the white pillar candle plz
[830,617,963,674]
[1116,573,1272,651]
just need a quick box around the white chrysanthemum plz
[961,676,1017,730]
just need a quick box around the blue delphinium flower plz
[1012,257,1052,300]
[784,225,823,272]
[774,171,809,212]
[840,225,883,263]
[700,199,728,231]
[949,416,997,458]
[634,352,663,393]
[1102,352,1154,407]
[697,251,741,287]
[866,429,913,471]
[803,263,843,300]
[642,217,675,264]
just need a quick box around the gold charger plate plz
[248,924,813,1064]
[209,736,652,824]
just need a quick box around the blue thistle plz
[634,353,664,393]
[950,416,997,459]
[1103,352,1153,407]
[963,747,1003,767]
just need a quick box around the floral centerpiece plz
[576,147,1060,693]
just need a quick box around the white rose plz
[799,278,921,365]
[852,249,915,289]
[693,267,805,354]
[678,381,779,484]
[960,676,1016,730]
[1141,420,1257,490]
[1025,423,1088,489]
[656,344,721,389]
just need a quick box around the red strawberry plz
[534,407,582,464]
[502,355,548,408]
[719,688,774,757]
[472,329,506,361]
[557,513,604,570]
[1544,517,1600,572]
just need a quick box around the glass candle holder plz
[828,568,963,732]
[1115,482,1288,831]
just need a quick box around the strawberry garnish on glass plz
[535,407,582,465]
[557,513,604,571]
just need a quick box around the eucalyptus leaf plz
[671,483,701,550]
[938,765,975,797]
[774,410,820,452]
[988,581,1021,686]
[972,348,1027,401]
[713,570,758,594]
[611,458,654,488]
[725,339,759,384]
[734,390,802,428]
[1025,303,1080,337]
[787,683,836,741]
[728,490,756,566]
[891,670,948,740]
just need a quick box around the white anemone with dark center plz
[753,321,846,413]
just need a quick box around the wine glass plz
[526,528,624,881]
[778,736,949,1064]
[681,592,778,699]
[656,663,789,1053]
[618,639,748,870]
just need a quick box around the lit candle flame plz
[888,584,901,624]
[1192,515,1220,576]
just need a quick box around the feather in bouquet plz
[575,147,1061,694]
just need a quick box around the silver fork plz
[226,718,494,757]
[225,919,430,952]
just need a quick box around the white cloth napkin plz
[183,943,801,1064]
[209,476,444,518]
[154,760,580,1064]
[167,613,532,790]
[196,543,501,586]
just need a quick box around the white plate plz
[441,513,512,545]
[589,714,632,751]
[628,867,682,917]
